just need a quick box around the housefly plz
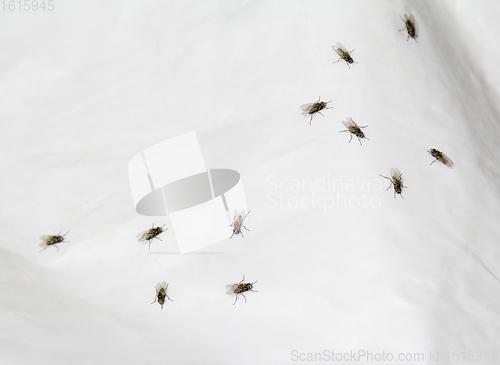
[399,14,417,42]
[428,148,454,168]
[151,281,173,309]
[379,168,407,198]
[339,117,369,145]
[230,210,250,239]
[301,97,332,125]
[137,224,167,250]
[39,231,68,252]
[226,276,258,305]
[332,43,357,68]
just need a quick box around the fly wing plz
[332,44,343,57]
[300,102,314,110]
[342,118,355,128]
[409,14,417,34]
[156,281,167,291]
[335,42,348,53]
[136,229,150,242]
[391,168,402,180]
[441,153,455,168]
[231,210,243,222]
[301,103,314,115]
[39,235,53,242]
[226,284,238,294]
[409,14,415,24]
[238,210,250,225]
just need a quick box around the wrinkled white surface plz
[1,1,500,364]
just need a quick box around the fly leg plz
[379,175,394,191]
[399,16,408,31]
[165,283,173,302]
[150,236,162,249]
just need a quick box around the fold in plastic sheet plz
[128,132,247,253]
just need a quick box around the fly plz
[379,168,407,198]
[300,97,332,125]
[399,14,417,42]
[151,281,173,309]
[339,117,369,145]
[428,148,454,168]
[39,231,68,252]
[226,276,258,305]
[332,43,357,68]
[230,210,250,238]
[137,224,167,250]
